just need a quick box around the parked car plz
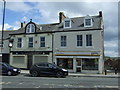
[30,62,68,78]
[0,62,21,76]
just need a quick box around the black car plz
[30,62,68,78]
[0,62,21,76]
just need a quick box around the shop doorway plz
[76,59,82,72]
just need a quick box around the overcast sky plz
[0,1,118,57]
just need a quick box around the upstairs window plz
[77,35,83,47]
[64,18,71,28]
[28,37,33,48]
[26,24,35,33]
[84,15,93,27]
[40,37,45,48]
[17,38,22,48]
[61,36,67,47]
[86,34,92,46]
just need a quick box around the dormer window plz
[64,18,71,28]
[85,19,91,26]
[26,24,35,33]
[84,15,93,27]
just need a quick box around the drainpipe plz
[1,0,6,53]
[52,33,54,63]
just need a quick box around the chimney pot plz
[21,22,23,28]
[59,12,66,23]
[21,22,26,28]
[99,11,102,17]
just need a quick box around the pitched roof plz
[1,14,103,36]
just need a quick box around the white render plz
[53,30,104,73]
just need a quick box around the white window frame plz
[40,37,45,48]
[61,36,67,47]
[17,38,22,48]
[26,24,35,33]
[84,15,93,27]
[64,18,71,28]
[28,37,34,48]
[77,35,83,47]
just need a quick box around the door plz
[27,55,33,69]
[76,59,81,72]
[2,64,7,74]
[45,63,56,76]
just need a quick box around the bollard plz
[105,69,107,75]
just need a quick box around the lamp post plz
[1,0,6,53]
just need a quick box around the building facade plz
[9,11,104,73]
[9,21,53,69]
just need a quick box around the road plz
[1,74,119,88]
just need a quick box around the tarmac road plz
[1,73,119,88]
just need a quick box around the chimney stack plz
[21,21,26,28]
[99,11,102,17]
[59,12,66,23]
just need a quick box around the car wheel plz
[56,72,63,78]
[7,71,12,76]
[31,71,38,77]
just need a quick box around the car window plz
[36,63,45,67]
[48,63,54,68]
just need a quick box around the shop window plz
[57,58,73,69]
[82,59,98,70]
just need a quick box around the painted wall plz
[53,30,103,52]
[10,33,53,51]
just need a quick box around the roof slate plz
[1,14,103,37]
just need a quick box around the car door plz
[45,63,56,76]
[36,63,47,76]
[2,64,7,74]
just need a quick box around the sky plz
[0,0,118,57]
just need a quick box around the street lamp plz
[1,0,6,53]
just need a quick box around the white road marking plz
[105,86,118,88]
[0,82,5,84]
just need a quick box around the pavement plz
[20,70,119,78]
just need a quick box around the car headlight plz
[62,69,67,71]
[13,69,17,71]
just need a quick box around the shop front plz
[55,55,100,73]
[10,51,52,69]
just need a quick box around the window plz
[57,58,73,69]
[64,18,71,28]
[84,15,93,27]
[85,19,91,26]
[26,24,35,33]
[61,36,67,47]
[82,59,98,70]
[17,38,22,48]
[28,37,33,48]
[77,35,83,46]
[65,20,70,27]
[40,37,45,47]
[86,34,92,46]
